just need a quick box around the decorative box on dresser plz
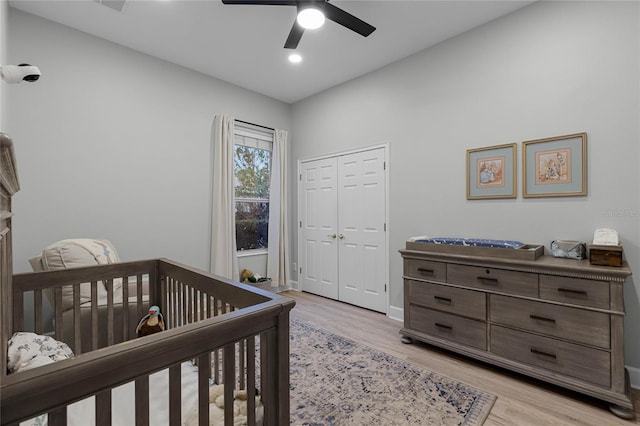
[399,244,635,419]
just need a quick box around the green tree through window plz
[234,144,271,250]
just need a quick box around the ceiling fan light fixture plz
[288,53,303,63]
[296,6,325,30]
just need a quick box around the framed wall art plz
[466,143,517,200]
[522,132,587,198]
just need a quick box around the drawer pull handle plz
[434,296,452,304]
[477,276,499,285]
[529,314,556,324]
[417,268,435,276]
[530,348,557,359]
[434,323,453,331]
[557,288,588,296]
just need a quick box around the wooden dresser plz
[399,245,634,418]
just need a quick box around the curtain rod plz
[235,119,274,132]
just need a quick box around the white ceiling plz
[9,0,535,104]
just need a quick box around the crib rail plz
[3,259,295,426]
[12,260,156,352]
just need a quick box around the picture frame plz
[522,132,587,198]
[466,143,517,200]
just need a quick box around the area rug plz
[289,319,496,426]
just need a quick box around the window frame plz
[234,125,274,255]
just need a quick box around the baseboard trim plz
[388,305,403,322]
[289,280,299,291]
[627,365,640,389]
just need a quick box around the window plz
[234,126,273,252]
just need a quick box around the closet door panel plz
[337,148,387,312]
[299,158,338,299]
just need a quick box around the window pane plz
[234,145,271,199]
[236,201,269,251]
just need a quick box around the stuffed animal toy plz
[240,268,257,284]
[184,384,264,426]
[135,305,165,337]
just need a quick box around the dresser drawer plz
[491,325,610,387]
[447,264,538,297]
[539,275,610,310]
[405,258,447,282]
[490,295,610,348]
[409,305,486,350]
[408,280,486,320]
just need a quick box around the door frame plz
[297,142,390,315]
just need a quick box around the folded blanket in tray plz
[414,237,525,249]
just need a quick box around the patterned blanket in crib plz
[7,332,74,374]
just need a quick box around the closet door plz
[299,147,387,313]
[337,148,387,312]
[299,158,339,299]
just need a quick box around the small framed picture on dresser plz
[466,143,517,200]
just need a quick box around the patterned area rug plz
[289,319,496,425]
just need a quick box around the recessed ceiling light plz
[297,7,325,30]
[288,53,303,64]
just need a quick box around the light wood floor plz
[283,290,640,426]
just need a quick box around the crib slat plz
[247,337,256,426]
[180,281,186,326]
[169,364,182,425]
[197,353,211,426]
[95,389,112,426]
[106,278,114,347]
[47,407,67,426]
[239,340,246,390]
[135,376,150,426]
[123,276,129,340]
[73,283,82,354]
[261,330,277,425]
[223,345,235,426]
[53,287,63,342]
[137,274,145,321]
[33,289,43,335]
[91,281,99,351]
[198,291,204,321]
[187,286,193,324]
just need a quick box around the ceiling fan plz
[221,0,376,49]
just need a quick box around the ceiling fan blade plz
[221,1,296,5]
[324,2,376,37]
[284,21,304,49]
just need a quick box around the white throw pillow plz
[40,239,121,311]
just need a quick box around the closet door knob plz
[327,233,337,239]
[338,234,345,239]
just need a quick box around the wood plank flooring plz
[283,290,640,425]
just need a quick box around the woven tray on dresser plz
[399,245,634,419]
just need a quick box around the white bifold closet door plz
[299,147,387,313]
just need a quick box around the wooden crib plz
[0,133,295,425]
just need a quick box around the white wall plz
[5,8,291,276]
[0,0,8,129]
[292,1,640,370]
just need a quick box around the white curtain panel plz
[267,129,290,287]
[210,115,239,281]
